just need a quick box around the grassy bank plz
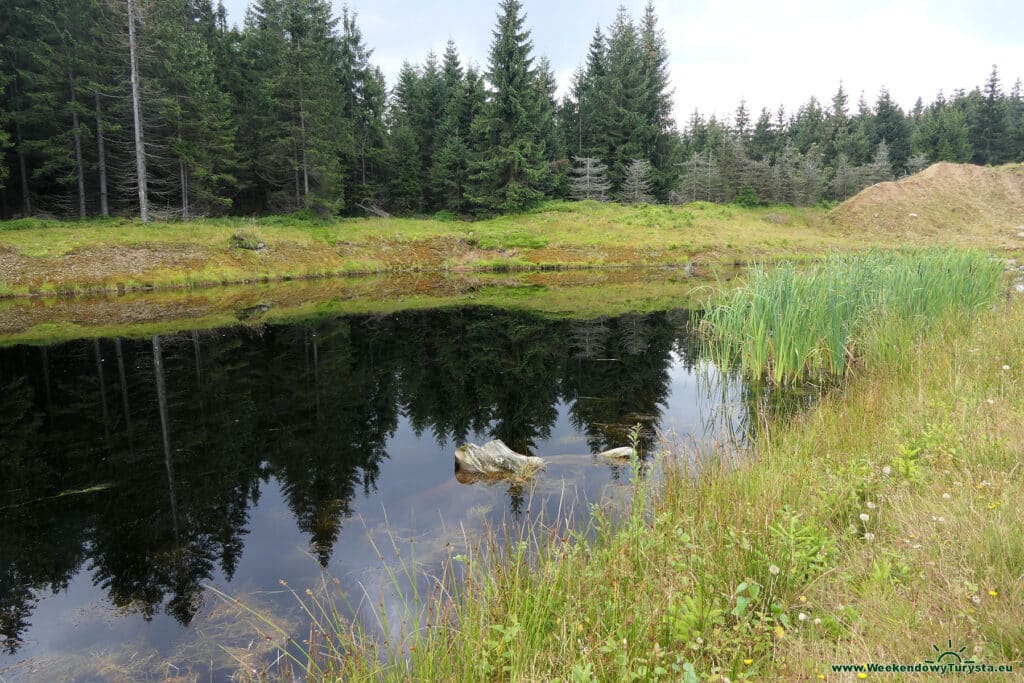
[0,201,891,297]
[274,274,1022,680]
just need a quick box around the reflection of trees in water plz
[563,312,683,454]
[0,306,727,654]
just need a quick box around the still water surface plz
[0,306,749,680]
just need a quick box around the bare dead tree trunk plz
[93,339,111,444]
[95,93,109,216]
[299,105,309,201]
[70,77,87,218]
[126,0,149,222]
[152,335,180,540]
[115,338,134,452]
[311,330,320,421]
[11,75,31,216]
[40,347,52,421]
[179,159,189,221]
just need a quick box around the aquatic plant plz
[701,249,1003,385]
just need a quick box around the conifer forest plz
[2,0,1023,221]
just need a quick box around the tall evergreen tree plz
[535,56,567,196]
[338,8,387,209]
[239,0,347,213]
[429,43,475,212]
[872,88,910,173]
[970,65,1009,164]
[143,0,237,218]
[572,26,613,161]
[822,83,850,167]
[637,0,679,197]
[747,107,778,162]
[466,0,548,214]
[912,103,972,162]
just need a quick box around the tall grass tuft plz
[701,249,1003,385]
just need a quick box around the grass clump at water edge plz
[701,248,1004,385]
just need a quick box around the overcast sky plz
[220,0,1024,124]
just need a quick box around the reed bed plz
[701,249,1003,385]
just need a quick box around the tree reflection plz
[0,306,728,653]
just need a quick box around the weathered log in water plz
[454,440,636,482]
[455,439,545,477]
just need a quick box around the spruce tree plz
[573,26,612,160]
[911,104,972,162]
[619,159,654,204]
[733,99,751,145]
[822,83,850,167]
[535,56,567,197]
[971,65,1008,164]
[677,151,722,203]
[239,0,347,213]
[637,1,680,197]
[862,140,895,185]
[603,8,645,187]
[144,0,238,218]
[1009,79,1024,162]
[386,62,422,211]
[790,97,825,154]
[429,43,472,212]
[872,88,910,173]
[747,107,777,161]
[466,0,548,214]
[568,156,611,201]
[830,153,858,201]
[338,8,387,209]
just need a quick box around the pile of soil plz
[827,162,1024,248]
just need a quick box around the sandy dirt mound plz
[827,162,1024,248]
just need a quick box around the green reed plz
[702,249,1003,385]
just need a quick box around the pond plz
[0,305,755,681]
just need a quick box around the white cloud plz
[661,0,1024,122]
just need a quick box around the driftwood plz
[454,439,544,477]
[595,446,635,460]
[453,440,637,482]
[355,201,392,219]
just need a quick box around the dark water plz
[0,307,749,680]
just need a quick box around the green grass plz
[230,279,1024,682]
[4,199,1019,297]
[0,202,856,296]
[702,249,1004,385]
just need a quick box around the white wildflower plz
[866,501,877,509]
[972,595,981,604]
[768,564,780,575]
[864,532,875,541]
[1002,365,1010,371]
[859,513,869,522]
[813,618,822,625]
[942,493,951,500]
[882,466,892,475]
[798,612,808,621]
